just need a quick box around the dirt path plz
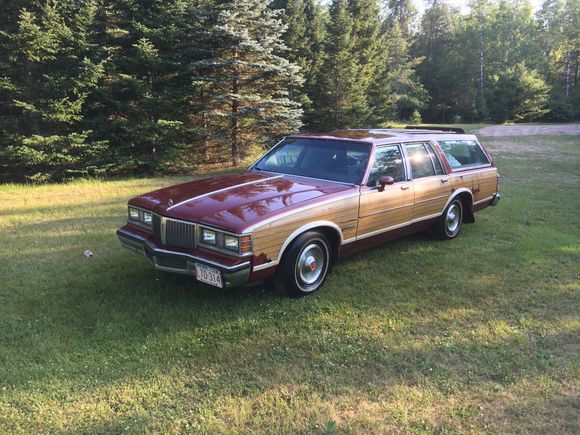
[478,124,580,137]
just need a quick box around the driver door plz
[357,145,414,238]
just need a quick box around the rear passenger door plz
[403,142,452,219]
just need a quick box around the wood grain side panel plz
[477,168,498,201]
[450,172,477,194]
[413,177,451,217]
[251,196,360,263]
[357,184,414,236]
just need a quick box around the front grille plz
[165,218,196,249]
[152,214,196,250]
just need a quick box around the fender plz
[441,188,473,214]
[252,220,343,271]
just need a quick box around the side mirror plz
[378,175,395,192]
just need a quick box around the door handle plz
[441,178,449,184]
[400,185,410,190]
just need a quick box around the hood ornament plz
[168,199,174,207]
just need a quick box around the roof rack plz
[405,126,465,134]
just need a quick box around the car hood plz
[129,171,355,233]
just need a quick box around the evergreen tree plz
[317,0,369,130]
[385,0,417,37]
[0,1,107,181]
[194,0,303,166]
[381,23,428,122]
[537,0,579,120]
[273,0,327,129]
[89,0,197,174]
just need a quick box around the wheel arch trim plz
[441,188,473,213]
[278,220,342,262]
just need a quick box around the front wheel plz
[434,199,463,239]
[274,231,331,297]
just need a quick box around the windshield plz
[252,138,371,184]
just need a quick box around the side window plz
[405,143,436,179]
[425,143,444,175]
[438,140,490,169]
[366,145,405,187]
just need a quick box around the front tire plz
[434,199,463,239]
[274,231,331,297]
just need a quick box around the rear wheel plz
[274,231,331,297]
[434,199,463,239]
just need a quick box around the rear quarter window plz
[437,140,490,169]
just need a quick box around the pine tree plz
[273,0,327,129]
[317,0,369,130]
[88,0,198,174]
[0,1,107,181]
[385,0,417,37]
[194,0,303,166]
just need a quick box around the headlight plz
[128,207,140,221]
[143,211,153,226]
[201,228,217,245]
[223,235,239,251]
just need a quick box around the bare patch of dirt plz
[478,124,580,137]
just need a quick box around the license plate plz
[195,263,223,288]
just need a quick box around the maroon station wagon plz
[117,127,500,296]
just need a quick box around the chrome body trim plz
[252,262,278,271]
[414,194,448,204]
[358,201,414,219]
[117,228,250,272]
[242,191,360,233]
[473,195,495,206]
[273,220,344,267]
[354,213,441,241]
[440,188,473,211]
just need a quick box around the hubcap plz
[446,203,461,234]
[297,243,325,285]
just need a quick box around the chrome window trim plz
[403,142,438,180]
[425,141,445,175]
[249,137,371,186]
[434,139,491,170]
[362,143,408,187]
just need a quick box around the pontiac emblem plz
[168,199,174,207]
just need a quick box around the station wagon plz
[117,127,500,296]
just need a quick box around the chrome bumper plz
[117,229,251,288]
[490,193,501,206]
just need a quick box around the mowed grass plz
[0,129,579,433]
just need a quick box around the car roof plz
[288,128,478,146]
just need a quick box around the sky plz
[319,0,545,16]
[412,0,545,14]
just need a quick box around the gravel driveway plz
[478,124,580,136]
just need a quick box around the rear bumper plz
[490,193,501,206]
[117,227,251,288]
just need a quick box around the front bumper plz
[117,227,251,288]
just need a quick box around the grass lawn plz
[0,127,578,433]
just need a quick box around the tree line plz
[0,0,577,182]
